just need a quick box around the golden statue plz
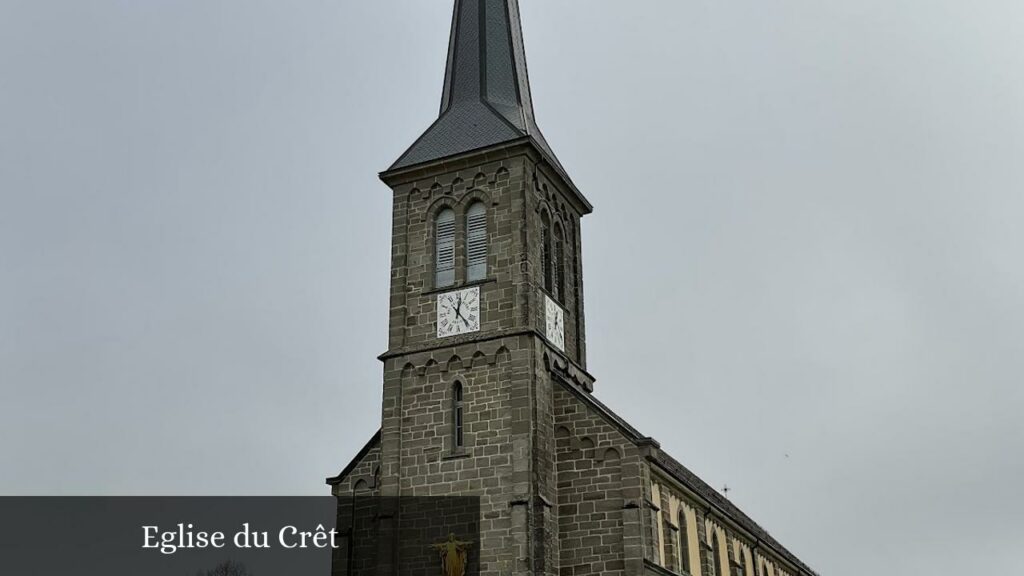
[430,533,472,576]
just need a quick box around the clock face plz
[437,287,481,338]
[544,294,565,351]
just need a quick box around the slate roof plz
[563,382,819,576]
[325,429,381,485]
[652,450,819,576]
[388,0,568,179]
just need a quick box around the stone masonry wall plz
[384,158,526,352]
[330,443,380,497]
[382,149,586,367]
[379,336,529,576]
[552,384,643,576]
[375,145,591,576]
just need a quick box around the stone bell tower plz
[330,3,821,576]
[370,0,594,574]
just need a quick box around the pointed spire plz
[388,0,565,176]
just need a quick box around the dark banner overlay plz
[0,497,481,576]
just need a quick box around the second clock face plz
[545,294,565,351]
[437,287,481,338]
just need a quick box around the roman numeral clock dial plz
[437,287,481,338]
[545,294,565,351]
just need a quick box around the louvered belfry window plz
[466,202,487,282]
[553,224,565,302]
[435,208,456,288]
[541,212,552,293]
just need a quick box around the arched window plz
[553,223,565,301]
[452,382,464,449]
[712,531,726,576]
[569,220,582,358]
[465,202,487,281]
[541,212,552,293]
[677,510,691,574]
[736,553,747,576]
[435,208,455,288]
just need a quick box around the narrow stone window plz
[669,524,682,573]
[734,555,747,576]
[678,509,691,573]
[435,208,456,288]
[541,212,552,293]
[651,483,666,566]
[712,531,726,576]
[465,202,487,282]
[452,382,464,449]
[553,223,564,302]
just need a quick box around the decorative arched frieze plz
[403,343,515,379]
[400,362,416,377]
[418,358,439,377]
[405,166,517,208]
[444,355,463,373]
[494,345,511,365]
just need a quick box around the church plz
[328,2,817,575]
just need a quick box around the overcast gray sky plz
[2,1,1023,574]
